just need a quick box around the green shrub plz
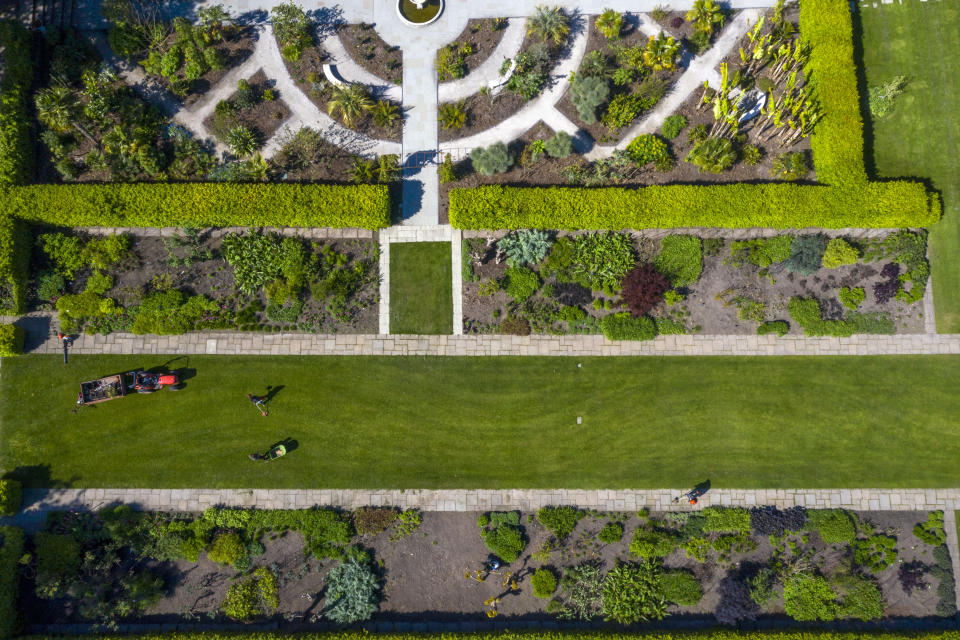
[130,290,219,335]
[570,232,635,291]
[179,536,205,562]
[783,234,827,275]
[84,271,114,295]
[789,297,895,337]
[602,313,657,341]
[853,535,898,573]
[208,532,245,566]
[821,238,860,268]
[757,320,788,337]
[784,573,839,621]
[0,22,33,186]
[447,182,938,231]
[221,566,279,621]
[834,574,884,621]
[272,2,313,61]
[838,286,865,311]
[324,557,381,623]
[625,134,669,167]
[771,152,811,181]
[601,93,650,130]
[807,510,857,544]
[498,229,553,267]
[482,522,526,563]
[543,132,573,158]
[531,567,558,598]
[702,507,750,534]
[598,522,623,544]
[56,291,120,333]
[0,324,24,357]
[471,142,513,175]
[662,570,702,606]
[34,532,81,595]
[914,511,947,546]
[655,235,702,287]
[353,507,399,537]
[729,236,793,269]
[503,266,540,302]
[601,561,667,623]
[661,114,687,140]
[629,527,679,559]
[748,567,777,606]
[595,9,623,39]
[0,480,21,515]
[537,506,584,540]
[570,75,610,124]
[686,136,736,173]
[0,526,24,639]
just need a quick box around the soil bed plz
[336,24,403,85]
[21,508,953,628]
[203,70,292,148]
[438,18,510,79]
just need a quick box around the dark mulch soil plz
[441,18,511,78]
[279,40,402,143]
[438,31,566,144]
[202,70,292,149]
[271,135,361,183]
[22,509,949,626]
[336,23,403,85]
[650,10,698,42]
[554,16,683,146]
[460,230,925,336]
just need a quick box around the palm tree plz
[327,84,373,127]
[371,100,400,127]
[685,136,737,173]
[686,0,725,36]
[376,154,400,183]
[594,9,623,40]
[351,158,375,184]
[35,87,78,134]
[527,6,569,45]
[642,32,680,72]
[227,125,259,157]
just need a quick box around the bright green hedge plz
[0,479,21,515]
[449,182,939,230]
[0,183,391,228]
[0,324,24,357]
[0,21,33,186]
[0,216,30,314]
[800,0,867,185]
[0,526,23,639]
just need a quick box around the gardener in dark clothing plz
[247,393,268,416]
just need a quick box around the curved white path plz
[437,18,525,103]
[320,32,403,103]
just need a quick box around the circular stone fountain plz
[396,0,444,27]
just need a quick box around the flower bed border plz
[448,0,939,231]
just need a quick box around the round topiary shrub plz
[208,532,245,566]
[625,134,669,167]
[503,266,540,302]
[531,567,557,598]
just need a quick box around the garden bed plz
[203,70,292,151]
[461,230,927,337]
[16,506,954,628]
[436,18,510,81]
[29,228,379,336]
[336,23,403,85]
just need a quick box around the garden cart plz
[77,370,181,405]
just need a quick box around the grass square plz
[389,242,452,334]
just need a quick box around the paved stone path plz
[8,327,959,357]
[437,18,526,103]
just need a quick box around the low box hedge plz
[0,479,21,515]
[0,526,23,639]
[0,324,24,357]
[0,216,29,314]
[449,182,939,230]
[21,631,960,640]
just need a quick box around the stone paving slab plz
[13,330,960,356]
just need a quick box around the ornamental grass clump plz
[807,509,857,544]
[537,506,584,541]
[601,561,667,624]
[471,142,513,175]
[655,235,702,287]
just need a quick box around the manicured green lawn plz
[859,1,960,332]
[389,242,452,334]
[3,354,960,489]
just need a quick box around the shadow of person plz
[273,438,299,453]
[694,479,712,496]
[264,385,284,403]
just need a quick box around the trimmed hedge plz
[0,183,391,228]
[0,216,30,314]
[799,0,867,185]
[0,21,33,186]
[449,182,939,230]
[0,480,20,516]
[0,324,24,357]
[0,526,23,639]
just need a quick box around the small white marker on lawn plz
[577,416,582,424]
